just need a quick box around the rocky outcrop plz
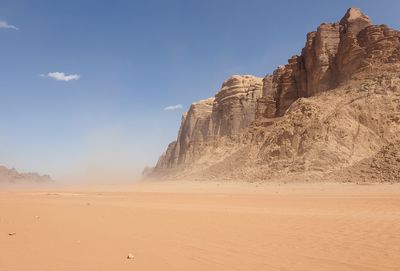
[339,7,372,35]
[256,7,395,118]
[256,72,280,119]
[302,23,341,96]
[149,7,400,182]
[0,165,53,183]
[155,75,263,170]
[261,7,372,117]
[338,24,400,81]
[156,98,214,169]
[211,75,263,136]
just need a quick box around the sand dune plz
[1,182,400,270]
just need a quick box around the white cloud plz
[0,20,19,30]
[164,104,183,111]
[41,72,80,82]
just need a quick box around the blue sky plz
[0,0,399,181]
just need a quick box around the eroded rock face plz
[274,56,305,116]
[339,7,372,35]
[262,7,376,117]
[337,24,400,81]
[302,23,341,96]
[211,75,263,136]
[156,75,263,169]
[150,7,400,182]
[156,98,214,169]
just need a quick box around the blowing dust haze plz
[1,1,400,270]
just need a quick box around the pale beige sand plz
[1,181,400,271]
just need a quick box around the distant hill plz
[0,165,53,183]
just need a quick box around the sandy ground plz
[1,181,400,271]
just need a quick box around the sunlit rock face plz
[155,75,263,170]
[302,23,341,96]
[150,7,400,181]
[211,75,263,136]
[269,7,397,116]
[155,98,214,169]
[265,7,370,116]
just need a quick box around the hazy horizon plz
[1,0,400,182]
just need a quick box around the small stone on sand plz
[127,253,134,260]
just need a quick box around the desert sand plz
[1,181,400,271]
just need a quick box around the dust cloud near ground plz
[1,181,399,271]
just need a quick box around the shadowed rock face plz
[0,166,52,183]
[149,7,400,181]
[302,23,341,96]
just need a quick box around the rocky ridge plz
[0,165,53,183]
[149,8,400,182]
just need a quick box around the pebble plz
[127,253,134,260]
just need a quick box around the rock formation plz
[155,75,263,171]
[211,75,263,136]
[148,8,400,182]
[0,165,53,183]
[156,98,214,169]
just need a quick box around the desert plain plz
[1,181,400,271]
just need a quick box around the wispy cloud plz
[0,20,19,30]
[164,104,183,111]
[40,72,80,82]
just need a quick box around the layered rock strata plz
[211,75,263,136]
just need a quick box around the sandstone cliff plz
[149,8,400,182]
[0,165,53,183]
[211,75,263,136]
[155,75,263,171]
[156,97,214,169]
